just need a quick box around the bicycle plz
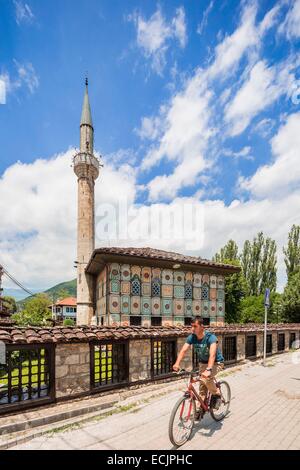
[168,368,231,447]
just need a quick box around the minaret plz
[73,78,100,325]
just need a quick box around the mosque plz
[73,81,239,328]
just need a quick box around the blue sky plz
[0,0,300,293]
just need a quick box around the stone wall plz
[129,339,151,382]
[37,327,300,403]
[55,343,90,399]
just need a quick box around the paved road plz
[12,353,300,450]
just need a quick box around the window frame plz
[151,338,177,379]
[90,340,129,393]
[0,343,55,415]
[223,335,237,364]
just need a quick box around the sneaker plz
[211,395,222,410]
[195,408,204,421]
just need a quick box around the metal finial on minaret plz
[85,75,88,87]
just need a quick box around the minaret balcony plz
[73,151,100,180]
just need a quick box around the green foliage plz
[241,232,277,295]
[223,259,248,323]
[213,240,239,263]
[240,292,283,323]
[12,293,52,326]
[281,271,300,322]
[45,279,76,299]
[63,318,75,326]
[17,279,76,309]
[2,296,17,314]
[283,224,300,279]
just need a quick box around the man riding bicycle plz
[173,316,224,409]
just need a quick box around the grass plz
[0,359,48,391]
[219,367,242,378]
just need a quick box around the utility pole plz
[0,265,3,314]
[263,288,270,366]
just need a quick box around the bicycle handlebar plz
[174,368,199,375]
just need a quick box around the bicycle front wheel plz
[210,380,231,422]
[168,395,196,447]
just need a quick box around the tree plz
[240,295,265,323]
[283,225,300,279]
[223,259,248,323]
[241,232,277,295]
[240,292,282,323]
[12,294,52,326]
[281,271,300,323]
[260,237,277,293]
[2,296,17,314]
[213,240,239,263]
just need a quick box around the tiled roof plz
[87,247,240,272]
[54,297,77,307]
[0,323,299,345]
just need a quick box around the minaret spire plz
[80,76,93,129]
[80,76,94,153]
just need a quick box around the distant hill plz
[44,279,76,299]
[2,288,40,302]
[16,279,76,307]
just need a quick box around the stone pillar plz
[129,339,151,382]
[217,333,223,353]
[284,331,289,352]
[55,343,90,398]
[272,331,278,354]
[256,332,264,359]
[237,334,245,362]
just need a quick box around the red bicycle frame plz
[180,373,218,419]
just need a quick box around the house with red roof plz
[50,297,77,322]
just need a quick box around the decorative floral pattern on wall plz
[96,263,225,322]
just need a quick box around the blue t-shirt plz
[186,331,224,363]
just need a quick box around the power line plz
[1,265,35,297]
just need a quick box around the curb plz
[0,398,118,437]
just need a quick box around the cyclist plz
[173,316,224,409]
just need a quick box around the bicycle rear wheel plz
[168,395,196,447]
[210,380,231,422]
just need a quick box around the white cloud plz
[225,58,298,136]
[138,1,283,201]
[197,1,214,35]
[14,1,34,25]
[280,0,300,39]
[253,118,275,137]
[0,74,9,104]
[172,7,187,48]
[239,112,300,199]
[0,149,136,290]
[208,2,259,80]
[14,61,39,94]
[129,6,187,75]
[1,127,299,292]
[2,62,39,101]
[223,146,254,161]
[141,72,214,201]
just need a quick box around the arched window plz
[151,278,161,297]
[185,282,193,299]
[131,275,141,296]
[201,283,209,300]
